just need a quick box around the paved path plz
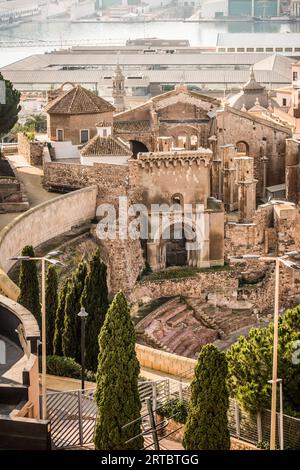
[0,154,58,231]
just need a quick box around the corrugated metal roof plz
[1,52,273,70]
[1,69,290,86]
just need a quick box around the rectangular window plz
[80,129,89,144]
[57,129,64,142]
[283,98,287,106]
[237,48,245,52]
[256,48,264,52]
[266,48,273,52]
[246,48,254,52]
[293,72,298,81]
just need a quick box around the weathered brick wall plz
[17,133,43,166]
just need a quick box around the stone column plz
[221,144,238,211]
[261,156,268,199]
[147,241,160,271]
[235,156,257,223]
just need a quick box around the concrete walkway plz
[0,154,58,231]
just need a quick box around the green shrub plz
[46,355,96,382]
[159,399,188,424]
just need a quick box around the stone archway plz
[130,140,149,157]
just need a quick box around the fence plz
[47,374,300,450]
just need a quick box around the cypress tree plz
[45,264,58,356]
[183,344,230,450]
[53,279,69,356]
[62,261,87,362]
[18,245,41,326]
[94,291,143,450]
[81,250,109,372]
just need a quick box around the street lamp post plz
[230,251,300,450]
[10,251,64,420]
[77,307,88,392]
[268,378,284,450]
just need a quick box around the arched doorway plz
[130,140,149,157]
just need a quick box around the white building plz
[201,0,228,18]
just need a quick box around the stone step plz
[166,307,193,327]
[155,302,188,322]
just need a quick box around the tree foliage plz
[17,245,41,326]
[45,264,58,356]
[53,279,69,356]
[94,291,143,450]
[0,72,21,136]
[183,344,230,450]
[81,250,109,372]
[62,261,87,362]
[227,306,300,416]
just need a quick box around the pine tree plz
[183,344,230,450]
[45,264,58,356]
[17,245,41,326]
[81,250,109,372]
[0,72,21,136]
[94,291,143,450]
[62,262,87,362]
[227,306,300,415]
[53,279,69,356]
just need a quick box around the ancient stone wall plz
[225,203,274,258]
[217,108,291,196]
[130,271,238,304]
[17,133,43,166]
[91,225,144,295]
[286,138,300,204]
[43,161,128,207]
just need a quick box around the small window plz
[275,48,283,52]
[282,98,287,107]
[237,48,244,52]
[256,48,264,52]
[266,48,273,52]
[228,48,235,52]
[172,193,183,208]
[246,48,254,52]
[295,48,300,52]
[285,48,293,52]
[293,71,298,81]
[80,129,89,144]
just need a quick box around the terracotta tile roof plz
[113,120,151,133]
[45,84,115,115]
[81,135,132,157]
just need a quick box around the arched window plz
[171,193,184,207]
[236,141,249,155]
